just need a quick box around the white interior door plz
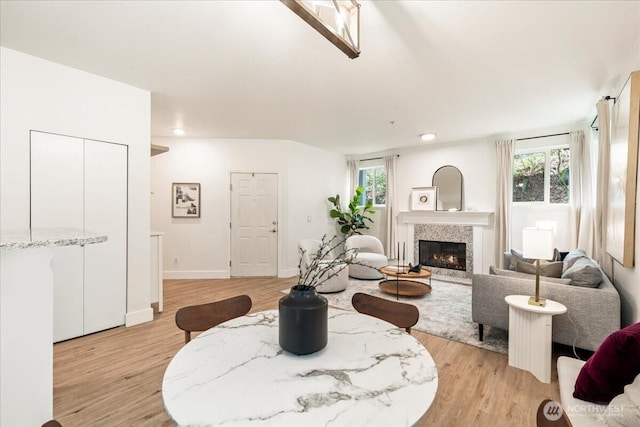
[30,132,85,342]
[230,173,278,276]
[83,139,127,334]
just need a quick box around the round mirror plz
[432,166,463,211]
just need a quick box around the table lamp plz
[522,227,554,307]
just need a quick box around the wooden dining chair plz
[175,294,252,344]
[351,292,419,333]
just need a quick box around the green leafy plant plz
[327,186,376,235]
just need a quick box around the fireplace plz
[419,240,466,271]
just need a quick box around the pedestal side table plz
[505,295,567,383]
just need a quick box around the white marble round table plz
[162,309,438,426]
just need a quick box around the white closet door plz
[30,132,84,342]
[83,140,127,334]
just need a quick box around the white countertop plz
[163,309,438,426]
[0,228,107,250]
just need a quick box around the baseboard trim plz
[164,270,297,280]
[163,270,229,280]
[125,307,153,327]
[279,268,298,278]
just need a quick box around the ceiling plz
[1,1,639,155]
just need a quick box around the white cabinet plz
[31,134,85,341]
[30,131,127,342]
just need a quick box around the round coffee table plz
[379,265,432,297]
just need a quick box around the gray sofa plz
[471,252,620,352]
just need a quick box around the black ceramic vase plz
[279,286,328,355]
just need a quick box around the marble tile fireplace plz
[397,211,494,283]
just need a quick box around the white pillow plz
[599,373,640,426]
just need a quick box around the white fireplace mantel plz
[398,211,494,227]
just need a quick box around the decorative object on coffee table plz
[408,262,422,273]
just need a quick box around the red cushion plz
[573,322,640,403]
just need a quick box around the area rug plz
[283,279,508,354]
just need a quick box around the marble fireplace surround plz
[397,211,494,283]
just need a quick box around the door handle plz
[270,229,277,233]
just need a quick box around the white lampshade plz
[522,227,554,260]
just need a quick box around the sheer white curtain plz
[594,98,612,267]
[347,160,359,192]
[569,130,595,256]
[495,139,514,267]
[384,155,397,259]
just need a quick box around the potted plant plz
[328,186,376,236]
[279,235,357,355]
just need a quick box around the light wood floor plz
[53,277,569,426]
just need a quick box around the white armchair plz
[298,239,348,293]
[344,235,388,280]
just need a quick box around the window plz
[358,166,387,206]
[513,147,570,204]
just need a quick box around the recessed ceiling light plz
[420,133,436,141]
[173,128,185,136]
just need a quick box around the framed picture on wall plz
[410,187,437,211]
[172,182,201,218]
[606,70,639,267]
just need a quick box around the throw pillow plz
[564,249,588,268]
[489,266,572,285]
[561,257,602,288]
[509,249,534,271]
[574,322,640,404]
[515,259,563,278]
[599,373,640,426]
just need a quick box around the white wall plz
[0,47,152,325]
[355,123,592,272]
[354,137,497,271]
[150,137,346,279]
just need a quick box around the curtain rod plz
[516,132,570,141]
[358,154,400,162]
